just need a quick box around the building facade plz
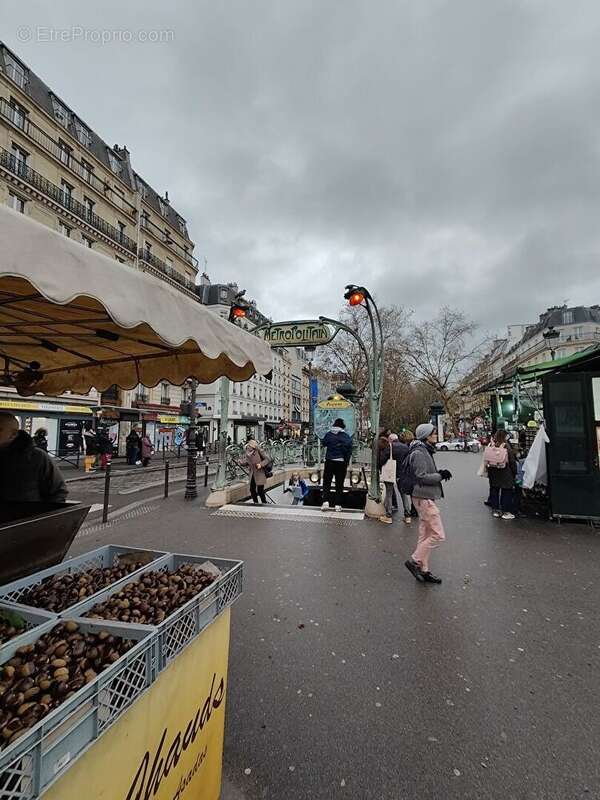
[0,43,198,453]
[194,277,310,443]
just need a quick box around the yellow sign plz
[45,608,231,800]
[0,400,93,414]
[158,415,182,424]
[317,398,352,409]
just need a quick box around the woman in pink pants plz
[404,423,452,585]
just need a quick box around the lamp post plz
[184,378,198,500]
[305,345,316,466]
[320,284,385,518]
[543,326,560,360]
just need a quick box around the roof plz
[0,42,191,239]
[504,305,600,358]
[479,344,600,392]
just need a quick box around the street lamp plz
[184,378,198,500]
[214,293,250,489]
[305,345,316,466]
[342,284,385,517]
[543,326,560,360]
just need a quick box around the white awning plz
[0,205,272,396]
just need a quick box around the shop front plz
[0,396,94,454]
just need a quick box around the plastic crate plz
[0,602,57,661]
[0,617,156,800]
[66,553,243,670]
[0,545,167,615]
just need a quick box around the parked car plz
[436,438,481,452]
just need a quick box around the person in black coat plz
[33,428,49,452]
[487,429,517,519]
[0,413,67,503]
[126,428,142,466]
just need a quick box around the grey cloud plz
[4,0,600,331]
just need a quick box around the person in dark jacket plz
[320,418,353,511]
[0,412,67,504]
[126,428,142,466]
[82,424,99,473]
[487,429,517,519]
[96,428,114,471]
[396,431,415,523]
[33,428,48,452]
[404,423,452,585]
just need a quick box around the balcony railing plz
[160,397,171,406]
[138,249,197,294]
[3,63,28,90]
[140,214,198,268]
[135,394,150,404]
[0,98,138,217]
[0,147,138,253]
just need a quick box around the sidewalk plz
[68,454,600,800]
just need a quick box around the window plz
[61,179,74,207]
[107,149,121,174]
[8,98,27,129]
[58,139,72,167]
[160,383,170,404]
[177,216,187,236]
[573,326,583,339]
[141,211,150,228]
[158,198,167,217]
[82,235,93,249]
[58,221,72,238]
[5,55,28,88]
[144,241,152,257]
[51,97,71,127]
[74,119,92,147]
[7,192,25,213]
[81,159,94,183]
[166,257,174,271]
[118,221,126,242]
[562,310,574,325]
[11,143,28,167]
[113,186,125,209]
[83,196,95,220]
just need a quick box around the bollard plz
[164,460,170,498]
[204,457,209,487]
[102,463,111,524]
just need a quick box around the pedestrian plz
[238,439,272,504]
[320,418,353,512]
[33,428,48,452]
[378,433,397,524]
[82,423,99,473]
[396,431,414,524]
[284,472,309,505]
[484,429,517,519]
[126,428,142,466]
[97,428,114,471]
[0,412,67,503]
[404,423,452,585]
[141,433,154,467]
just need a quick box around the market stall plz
[0,205,272,797]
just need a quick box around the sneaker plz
[404,559,425,583]
[378,515,392,524]
[421,571,442,584]
[334,505,342,513]
[404,516,412,525]
[321,502,330,512]
[492,510,502,518]
[502,512,516,520]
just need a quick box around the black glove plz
[439,469,452,481]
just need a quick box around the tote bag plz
[381,444,396,482]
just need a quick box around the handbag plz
[380,444,396,482]
[259,449,274,478]
[476,455,488,478]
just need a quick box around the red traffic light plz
[348,291,365,306]
[231,306,246,319]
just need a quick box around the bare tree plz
[402,307,485,419]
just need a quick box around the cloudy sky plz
[4,0,600,333]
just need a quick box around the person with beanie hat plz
[404,422,452,584]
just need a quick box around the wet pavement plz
[68,453,600,800]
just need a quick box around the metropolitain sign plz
[257,320,336,347]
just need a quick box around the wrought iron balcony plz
[3,63,29,90]
[140,212,198,268]
[0,147,138,253]
[138,248,197,295]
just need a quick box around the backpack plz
[400,450,416,492]
[484,444,508,469]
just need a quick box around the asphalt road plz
[69,453,600,800]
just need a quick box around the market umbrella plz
[0,205,272,395]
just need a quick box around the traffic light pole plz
[184,378,198,500]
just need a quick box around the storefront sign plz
[315,398,356,438]
[0,399,93,414]
[259,320,335,347]
[317,398,352,410]
[45,608,231,800]
[158,415,184,424]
